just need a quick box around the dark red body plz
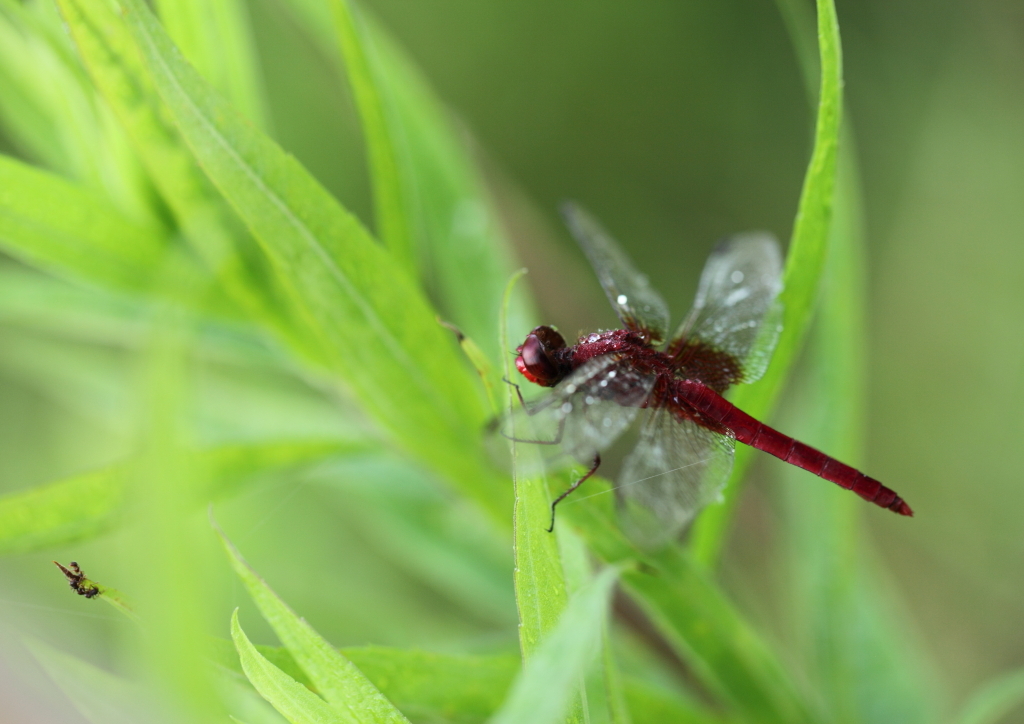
[524,328,912,516]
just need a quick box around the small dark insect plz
[54,560,101,599]
[507,203,912,543]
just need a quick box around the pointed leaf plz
[220,530,411,723]
[212,640,520,722]
[232,611,351,724]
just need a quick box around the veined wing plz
[668,232,783,388]
[506,354,656,464]
[561,203,670,344]
[618,406,736,549]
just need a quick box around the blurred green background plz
[0,0,1021,720]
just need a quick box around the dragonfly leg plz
[502,376,534,413]
[547,453,601,533]
[499,415,565,446]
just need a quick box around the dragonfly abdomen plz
[676,379,913,516]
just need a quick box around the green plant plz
[1,0,1021,723]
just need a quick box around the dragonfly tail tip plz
[892,499,914,516]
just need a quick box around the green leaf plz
[117,0,504,519]
[0,440,352,555]
[295,0,534,365]
[490,566,619,724]
[564,494,821,724]
[691,0,845,565]
[232,611,354,724]
[154,0,270,131]
[512,464,570,654]
[498,268,574,661]
[0,3,151,216]
[220,529,411,723]
[212,640,520,723]
[0,153,167,293]
[56,0,285,330]
[328,0,414,275]
[953,668,1024,724]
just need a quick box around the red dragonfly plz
[509,204,911,541]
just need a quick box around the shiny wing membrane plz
[561,203,670,344]
[618,406,736,549]
[670,232,783,385]
[506,354,656,466]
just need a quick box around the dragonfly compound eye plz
[515,330,563,387]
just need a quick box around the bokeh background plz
[1,0,1022,720]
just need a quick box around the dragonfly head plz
[515,326,567,387]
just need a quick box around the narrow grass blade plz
[232,611,353,724]
[498,268,584,718]
[500,270,570,648]
[512,464,570,657]
[295,0,534,365]
[154,0,269,131]
[691,0,844,565]
[118,0,503,518]
[563,494,821,724]
[953,668,1024,724]
[329,0,414,274]
[0,153,167,293]
[490,567,620,724]
[220,529,411,723]
[779,143,939,723]
[0,440,352,555]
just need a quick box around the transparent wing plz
[562,202,670,344]
[505,354,656,465]
[617,407,736,549]
[669,232,783,386]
